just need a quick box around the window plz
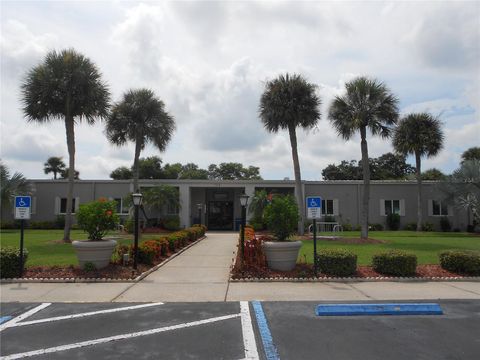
[321,199,334,215]
[167,201,179,215]
[60,198,76,214]
[114,198,129,214]
[432,200,448,216]
[385,200,400,215]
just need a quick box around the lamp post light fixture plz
[131,192,143,270]
[197,203,203,225]
[239,193,249,263]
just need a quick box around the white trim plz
[2,313,241,360]
[54,197,60,215]
[0,303,51,332]
[333,199,339,216]
[240,302,259,360]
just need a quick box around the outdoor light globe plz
[132,193,143,206]
[239,194,249,207]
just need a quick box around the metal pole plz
[240,205,246,263]
[133,204,139,270]
[198,208,202,225]
[313,218,317,276]
[19,219,25,278]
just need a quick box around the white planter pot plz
[72,240,117,269]
[263,241,302,271]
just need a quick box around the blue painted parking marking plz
[0,316,13,325]
[252,301,280,360]
[316,303,443,316]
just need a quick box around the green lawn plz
[297,231,480,265]
[0,229,170,267]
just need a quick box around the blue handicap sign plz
[306,197,322,208]
[15,196,31,208]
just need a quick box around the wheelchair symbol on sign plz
[309,199,318,207]
[18,199,26,207]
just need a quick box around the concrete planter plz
[72,240,117,269]
[263,241,302,271]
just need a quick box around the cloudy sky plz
[1,0,479,180]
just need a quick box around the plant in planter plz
[262,195,301,271]
[72,198,120,269]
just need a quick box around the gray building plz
[1,179,470,231]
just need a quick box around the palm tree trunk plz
[133,138,142,192]
[53,171,57,180]
[288,125,304,235]
[415,152,422,231]
[360,127,370,240]
[63,115,75,243]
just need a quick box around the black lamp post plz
[132,192,143,270]
[239,193,249,263]
[197,203,203,225]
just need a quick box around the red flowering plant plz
[76,199,119,241]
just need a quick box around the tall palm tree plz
[259,73,321,235]
[105,89,175,192]
[329,77,399,239]
[0,162,32,213]
[21,49,110,242]
[44,156,66,179]
[393,113,444,231]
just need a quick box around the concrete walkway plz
[1,233,480,302]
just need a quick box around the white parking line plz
[1,313,241,360]
[0,303,51,332]
[10,302,164,328]
[240,301,260,360]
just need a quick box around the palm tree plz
[248,189,269,224]
[393,113,444,231]
[0,162,31,212]
[44,156,66,179]
[105,89,175,192]
[259,73,321,235]
[21,49,110,242]
[329,77,399,239]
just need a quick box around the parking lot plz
[1,300,479,359]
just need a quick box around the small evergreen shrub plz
[263,195,299,241]
[372,251,417,277]
[422,222,434,232]
[386,213,400,230]
[404,222,417,231]
[83,262,96,272]
[317,249,357,277]
[369,223,384,231]
[439,251,480,276]
[440,217,451,232]
[342,223,353,231]
[0,247,28,278]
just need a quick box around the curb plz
[0,235,207,284]
[229,276,480,283]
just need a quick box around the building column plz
[179,184,191,229]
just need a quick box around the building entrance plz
[207,201,234,230]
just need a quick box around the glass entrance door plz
[207,201,234,230]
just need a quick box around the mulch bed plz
[231,263,468,280]
[21,264,150,280]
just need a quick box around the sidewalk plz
[1,233,480,303]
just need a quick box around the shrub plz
[138,240,159,265]
[369,223,384,231]
[439,251,480,276]
[163,216,180,231]
[317,249,357,277]
[354,224,361,231]
[342,223,353,231]
[404,222,417,231]
[0,247,28,278]
[55,215,66,229]
[112,244,132,265]
[83,262,96,272]
[386,213,400,230]
[372,251,417,277]
[76,199,119,240]
[263,195,299,241]
[422,222,434,232]
[440,217,451,232]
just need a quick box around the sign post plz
[14,196,31,278]
[306,196,322,276]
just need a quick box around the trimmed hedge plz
[1,247,28,278]
[317,249,357,277]
[439,251,480,276]
[372,250,417,277]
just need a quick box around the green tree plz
[110,166,133,180]
[179,163,209,179]
[43,156,66,180]
[106,89,175,192]
[0,162,32,214]
[208,163,262,180]
[259,73,321,235]
[422,168,446,180]
[322,160,362,180]
[461,147,480,164]
[248,189,269,223]
[136,156,163,179]
[370,152,415,180]
[393,113,444,231]
[21,49,110,242]
[263,195,299,241]
[162,163,183,179]
[142,185,181,223]
[329,77,399,239]
[60,168,80,180]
